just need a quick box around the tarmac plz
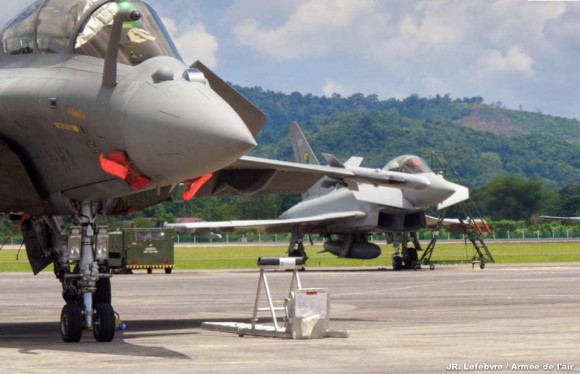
[0,263,579,373]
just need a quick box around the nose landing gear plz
[390,232,421,271]
[58,201,116,343]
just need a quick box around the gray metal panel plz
[0,140,44,214]
[195,168,324,196]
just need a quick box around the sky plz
[3,0,580,119]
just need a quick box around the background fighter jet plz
[167,123,470,270]
[0,0,265,343]
[539,216,580,223]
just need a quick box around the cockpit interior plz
[1,0,180,65]
[384,155,433,174]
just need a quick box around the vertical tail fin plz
[290,122,319,165]
[289,122,330,200]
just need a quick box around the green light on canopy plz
[119,1,141,28]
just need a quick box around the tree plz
[474,175,548,221]
[232,195,282,220]
[558,185,580,216]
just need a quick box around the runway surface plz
[0,263,579,373]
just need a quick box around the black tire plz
[404,248,418,270]
[392,256,403,271]
[165,268,172,274]
[147,268,153,274]
[94,277,111,305]
[60,303,83,343]
[93,303,116,342]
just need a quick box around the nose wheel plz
[60,303,83,343]
[59,277,116,343]
[59,302,116,343]
[93,303,116,342]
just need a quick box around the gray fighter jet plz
[167,123,470,270]
[540,216,580,223]
[0,0,267,343]
[0,0,470,343]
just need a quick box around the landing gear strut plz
[390,232,420,271]
[287,231,308,268]
[57,201,115,343]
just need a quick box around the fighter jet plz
[0,0,473,343]
[540,216,580,223]
[167,123,470,271]
[0,0,266,343]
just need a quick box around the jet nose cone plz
[404,175,469,208]
[437,182,469,209]
[187,94,257,157]
[123,82,257,183]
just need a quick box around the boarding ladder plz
[420,203,495,269]
[419,152,495,269]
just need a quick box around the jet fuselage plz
[280,173,466,235]
[0,1,257,215]
[0,0,264,343]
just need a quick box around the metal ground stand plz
[202,257,348,339]
[250,257,302,335]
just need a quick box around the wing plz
[425,215,487,234]
[165,211,366,234]
[192,155,431,197]
[539,216,580,223]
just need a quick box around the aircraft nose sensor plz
[183,68,208,84]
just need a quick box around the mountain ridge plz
[235,86,580,188]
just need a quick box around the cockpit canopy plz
[1,0,180,65]
[384,155,433,174]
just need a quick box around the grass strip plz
[0,242,578,272]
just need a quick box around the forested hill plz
[236,87,580,188]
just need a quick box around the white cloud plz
[322,80,350,97]
[384,1,467,54]
[478,46,535,78]
[360,0,569,105]
[233,0,388,60]
[5,0,580,118]
[162,17,219,68]
[487,0,566,44]
[224,0,306,26]
[227,0,579,116]
[543,6,580,51]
